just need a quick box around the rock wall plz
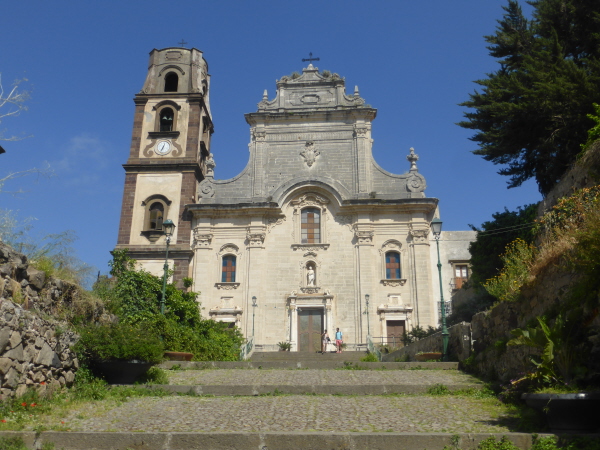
[0,242,81,398]
[0,300,78,399]
[382,322,471,362]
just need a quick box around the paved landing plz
[49,395,511,434]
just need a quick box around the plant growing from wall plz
[507,314,586,389]
[483,238,535,303]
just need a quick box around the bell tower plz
[115,47,213,282]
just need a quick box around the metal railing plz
[370,336,405,348]
[366,335,382,361]
[238,336,254,361]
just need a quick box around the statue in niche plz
[307,264,316,286]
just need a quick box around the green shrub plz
[484,238,534,302]
[75,322,164,364]
[101,250,243,361]
[427,384,450,395]
[136,366,169,385]
[360,352,378,362]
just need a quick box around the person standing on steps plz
[321,329,329,354]
[335,328,343,353]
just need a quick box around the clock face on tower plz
[155,140,171,155]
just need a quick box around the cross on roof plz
[178,39,188,48]
[302,52,320,64]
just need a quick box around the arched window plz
[301,208,320,243]
[222,255,236,282]
[160,108,174,132]
[148,202,164,230]
[164,72,178,92]
[385,251,401,279]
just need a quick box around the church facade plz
[116,47,464,351]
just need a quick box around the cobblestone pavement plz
[166,369,484,386]
[55,395,510,434]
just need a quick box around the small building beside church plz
[115,47,474,351]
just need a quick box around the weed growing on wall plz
[483,239,535,302]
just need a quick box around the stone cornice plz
[113,246,194,260]
[185,202,282,218]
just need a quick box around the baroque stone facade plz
[115,47,472,351]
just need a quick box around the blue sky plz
[1,1,541,278]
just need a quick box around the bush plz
[99,250,244,361]
[483,238,535,302]
[75,322,164,364]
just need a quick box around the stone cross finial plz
[407,147,419,172]
[178,39,188,48]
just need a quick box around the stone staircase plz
[3,351,543,449]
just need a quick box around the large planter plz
[522,393,600,432]
[95,360,155,384]
[164,351,194,361]
[415,352,442,362]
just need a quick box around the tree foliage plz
[99,250,243,361]
[459,0,600,195]
[468,203,538,285]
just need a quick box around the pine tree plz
[459,0,600,196]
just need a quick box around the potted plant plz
[75,322,164,384]
[277,341,291,351]
[508,314,600,432]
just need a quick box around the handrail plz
[239,336,254,361]
[366,335,382,361]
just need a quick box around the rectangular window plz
[454,264,469,289]
[222,255,236,282]
[385,252,401,279]
[301,208,320,244]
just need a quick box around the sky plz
[1,0,541,280]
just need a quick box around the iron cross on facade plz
[302,52,320,64]
[178,39,188,48]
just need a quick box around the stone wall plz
[382,322,471,362]
[0,242,81,398]
[0,300,78,399]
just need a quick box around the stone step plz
[3,431,542,450]
[159,360,459,370]
[145,382,481,396]
[250,351,365,362]
[150,367,481,395]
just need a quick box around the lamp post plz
[363,294,370,337]
[160,219,176,316]
[431,218,449,362]
[251,296,257,338]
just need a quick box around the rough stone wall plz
[382,322,471,362]
[0,242,81,398]
[0,299,78,399]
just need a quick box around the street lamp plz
[251,296,257,338]
[363,294,370,337]
[431,218,449,362]
[160,219,176,315]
